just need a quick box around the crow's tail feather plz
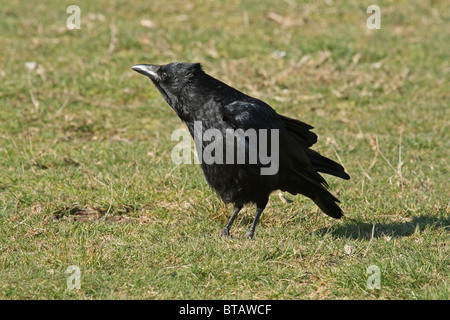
[312,189,344,219]
[284,178,344,219]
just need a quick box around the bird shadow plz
[318,215,449,240]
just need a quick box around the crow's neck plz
[174,73,244,123]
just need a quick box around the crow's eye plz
[161,72,169,80]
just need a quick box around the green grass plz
[0,0,448,299]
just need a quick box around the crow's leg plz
[244,199,268,239]
[221,206,242,237]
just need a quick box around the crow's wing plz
[220,100,328,189]
[278,114,318,148]
[220,100,280,130]
[278,114,349,180]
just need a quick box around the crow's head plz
[131,62,202,106]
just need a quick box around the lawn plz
[0,0,448,299]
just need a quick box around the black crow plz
[132,62,350,238]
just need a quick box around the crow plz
[132,62,350,238]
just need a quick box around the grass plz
[0,0,449,299]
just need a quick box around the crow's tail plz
[311,188,343,219]
[283,175,345,219]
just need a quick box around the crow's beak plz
[131,64,160,80]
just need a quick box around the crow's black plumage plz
[132,62,350,238]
